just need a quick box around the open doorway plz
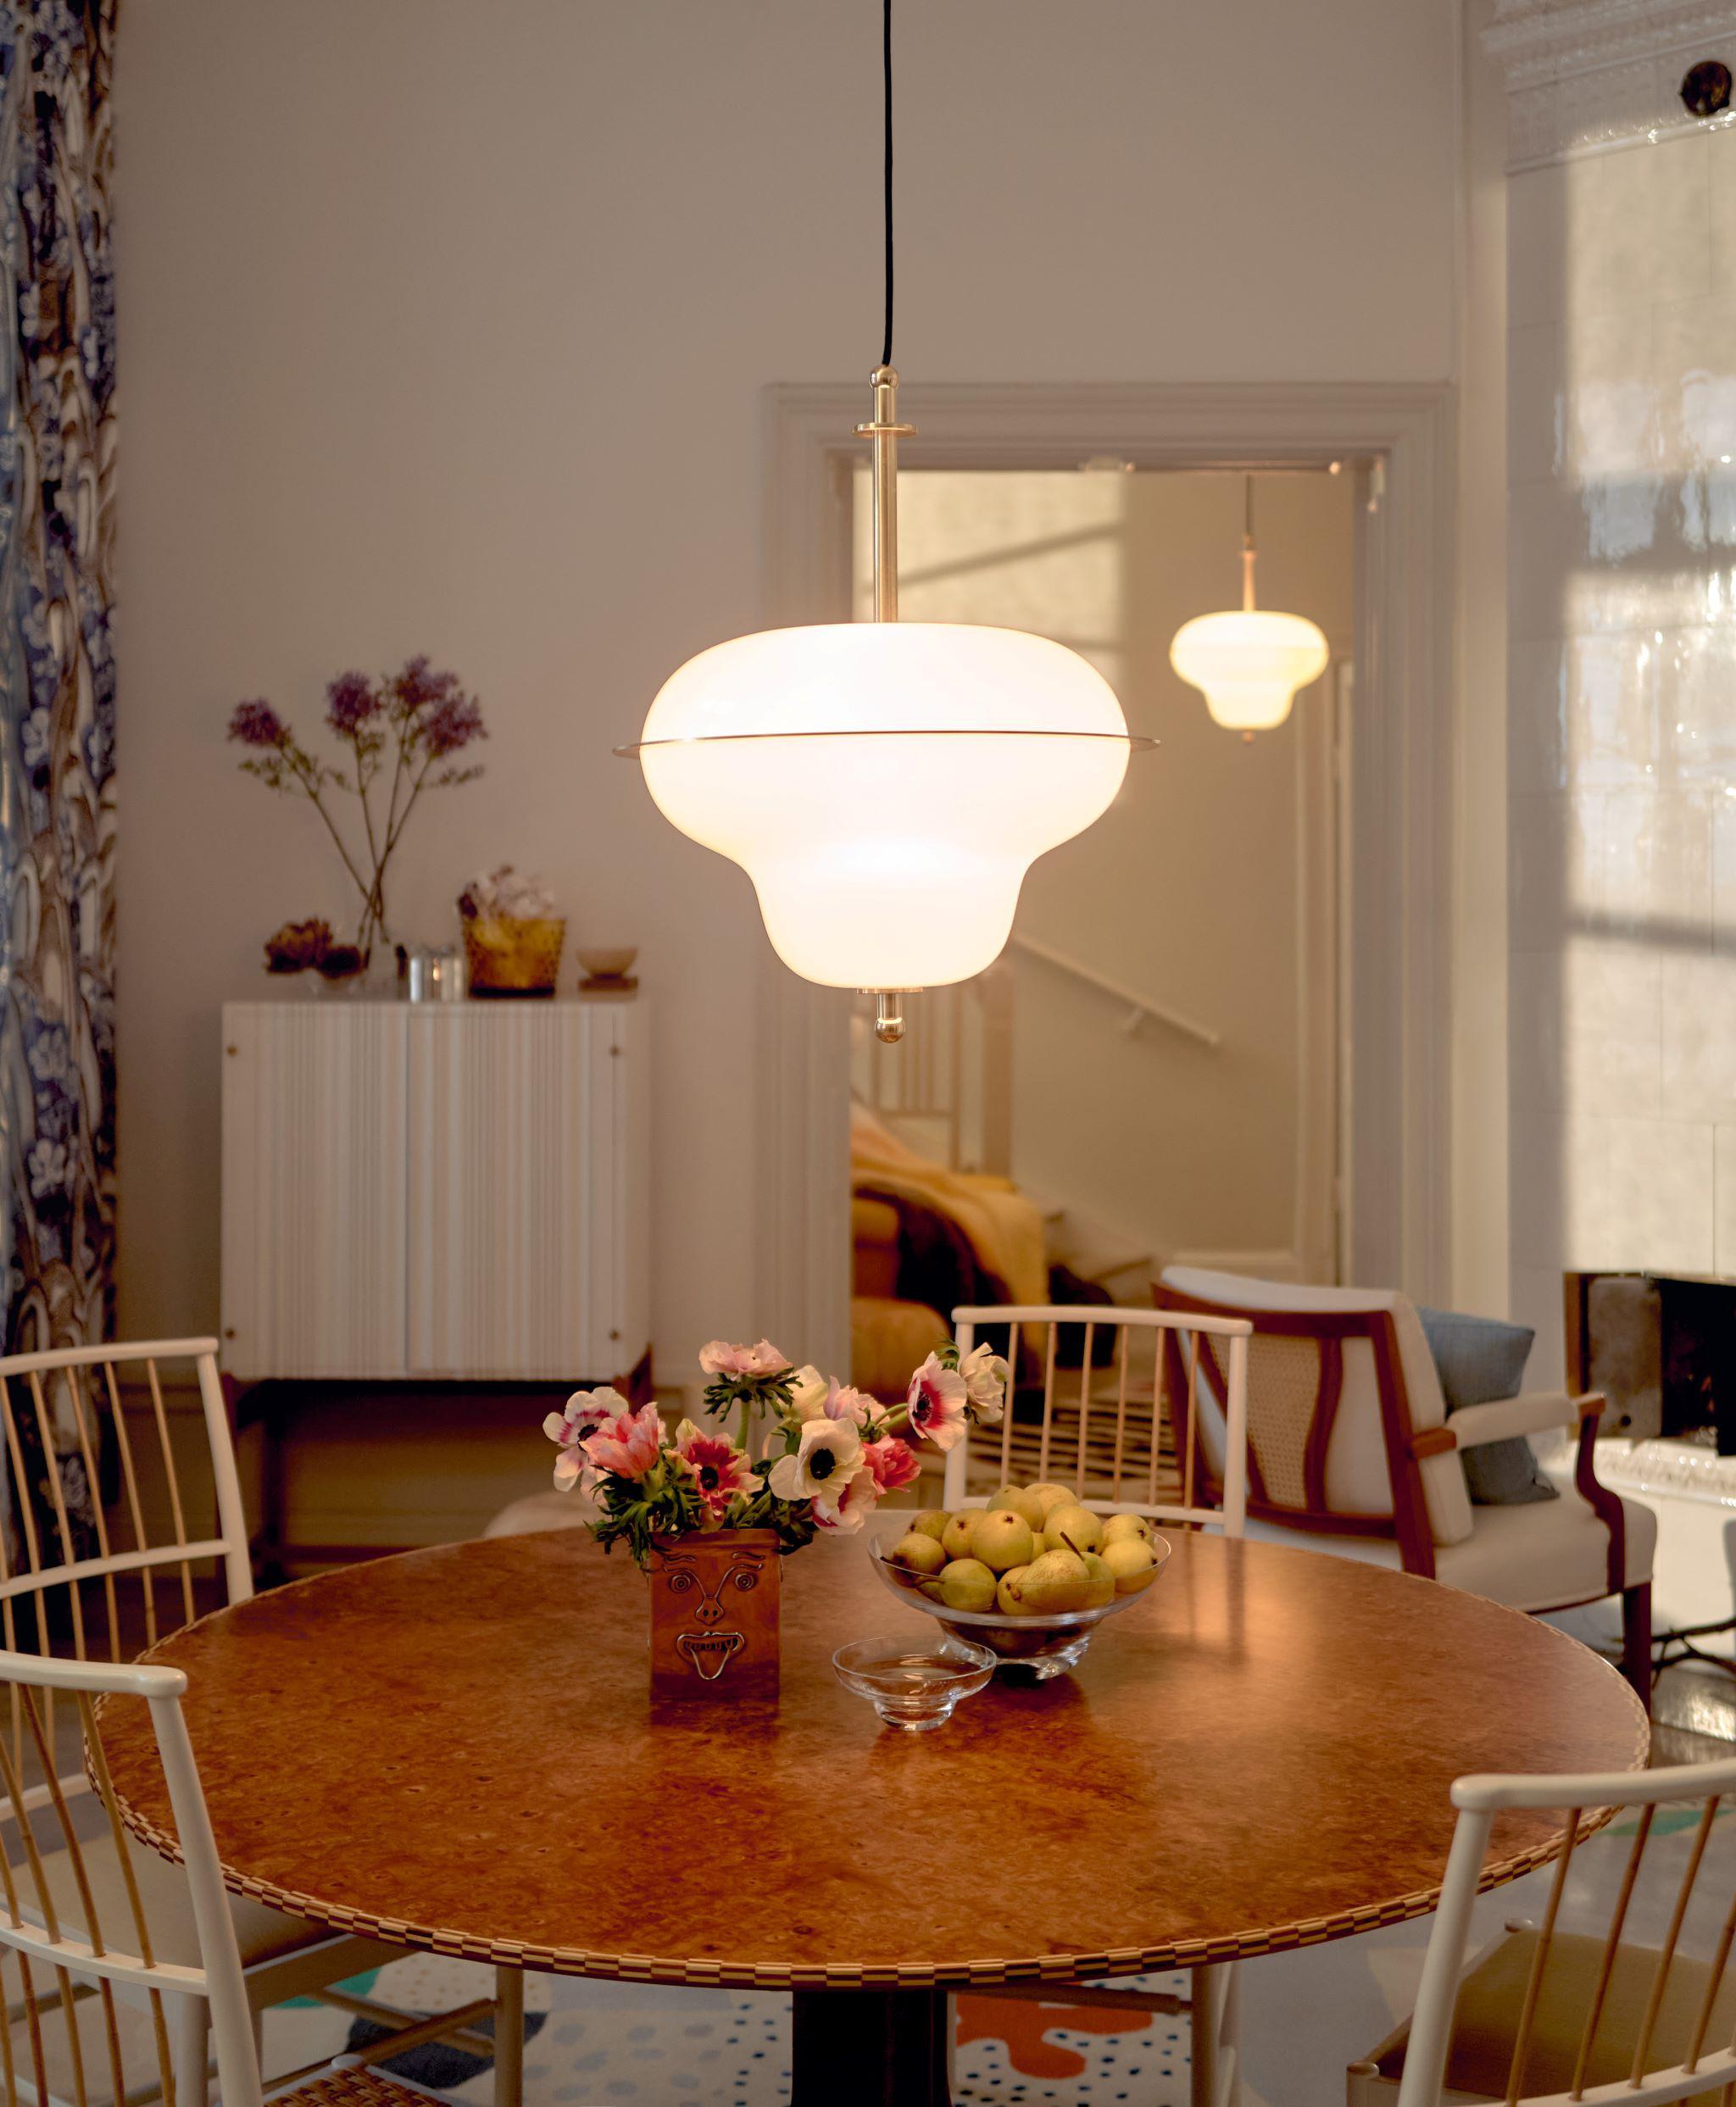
[757,381,1454,1378]
[846,464,1356,1400]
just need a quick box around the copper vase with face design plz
[648,1529,782,1694]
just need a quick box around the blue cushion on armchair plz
[1417,1307,1560,1506]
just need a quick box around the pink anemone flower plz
[673,1419,756,1521]
[544,1387,627,1493]
[861,1435,921,1495]
[698,1339,789,1380]
[904,1354,969,1452]
[582,1400,665,1481]
[821,1381,875,1428]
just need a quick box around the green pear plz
[971,1509,1036,1574]
[938,1557,999,1614]
[1029,1482,1077,1518]
[887,1532,947,1582]
[1102,1537,1160,1595]
[941,1511,980,1562]
[1043,1504,1104,1557]
[988,1485,1046,1531]
[1078,1551,1116,1609]
[1102,1513,1155,1548]
[910,1509,951,1543]
[1007,1548,1091,1615]
[995,1565,1032,1615]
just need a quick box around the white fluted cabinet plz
[220,1000,649,1385]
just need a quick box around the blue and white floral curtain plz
[0,0,116,1550]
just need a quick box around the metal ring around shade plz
[613,729,1160,758]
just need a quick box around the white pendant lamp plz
[622,1,1145,1042]
[1169,476,1328,737]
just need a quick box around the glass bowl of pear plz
[868,1482,1171,1680]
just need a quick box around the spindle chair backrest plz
[939,1305,1250,1534]
[0,1340,248,1818]
[1398,1755,1736,2107]
[0,1339,248,1664]
[0,1648,262,2107]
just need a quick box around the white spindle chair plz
[1355,1755,1736,2107]
[0,1338,523,2107]
[940,1304,1251,2107]
[0,1645,483,2107]
[941,1304,1251,1537]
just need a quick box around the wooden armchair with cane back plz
[1152,1270,1656,1698]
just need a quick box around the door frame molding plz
[759,380,1456,1370]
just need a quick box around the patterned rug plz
[266,1960,1194,2107]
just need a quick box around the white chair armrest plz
[1446,1391,1583,1450]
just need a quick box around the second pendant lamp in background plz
[1169,476,1329,738]
[624,0,1147,1042]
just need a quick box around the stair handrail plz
[1006,933,1221,1050]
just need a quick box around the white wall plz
[114,1,1462,1369]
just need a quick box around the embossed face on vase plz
[659,1543,771,1682]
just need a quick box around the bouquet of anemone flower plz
[542,1337,1010,1571]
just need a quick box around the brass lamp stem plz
[855,366,921,1040]
[855,364,915,623]
[1241,473,1257,613]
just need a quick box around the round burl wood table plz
[98,1531,1646,2107]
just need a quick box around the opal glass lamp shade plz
[637,621,1130,988]
[1168,609,1329,733]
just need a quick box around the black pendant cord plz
[881,0,893,366]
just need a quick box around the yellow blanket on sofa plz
[849,1104,1047,1309]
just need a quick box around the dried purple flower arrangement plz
[227,658,487,954]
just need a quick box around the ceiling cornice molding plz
[1487,0,1735,86]
[1482,0,1736,166]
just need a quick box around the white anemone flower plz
[812,1465,879,1533]
[768,1415,864,1503]
[959,1343,1010,1425]
[787,1365,832,1420]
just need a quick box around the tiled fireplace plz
[1491,0,1736,1383]
[1491,2,1736,1698]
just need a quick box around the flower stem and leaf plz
[226,658,487,952]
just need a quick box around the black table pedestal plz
[790,1987,951,2106]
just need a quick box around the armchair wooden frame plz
[1151,1286,1650,1698]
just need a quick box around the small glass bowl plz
[866,1528,1171,1679]
[832,1633,998,1732]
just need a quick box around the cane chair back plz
[1152,1283,1453,1563]
[0,1648,262,2107]
[939,1306,1250,1534]
[1394,1756,1736,2107]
